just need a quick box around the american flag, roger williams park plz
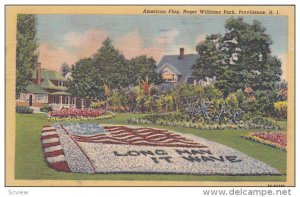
[71,125,207,148]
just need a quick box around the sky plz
[36,15,288,78]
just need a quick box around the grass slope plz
[15,113,286,182]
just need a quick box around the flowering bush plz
[243,132,287,151]
[274,101,287,120]
[48,108,115,121]
[128,113,282,130]
[90,100,106,109]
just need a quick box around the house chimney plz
[179,48,184,59]
[37,62,41,86]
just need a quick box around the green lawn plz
[15,113,287,182]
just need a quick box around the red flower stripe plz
[40,134,60,140]
[48,161,71,172]
[72,126,207,148]
[44,149,65,157]
[49,108,106,118]
[41,125,71,172]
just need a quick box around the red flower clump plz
[253,132,287,148]
[49,108,106,118]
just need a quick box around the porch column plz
[60,95,62,107]
[81,99,84,109]
[74,97,76,108]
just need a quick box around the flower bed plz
[48,108,115,121]
[128,116,281,130]
[128,117,280,130]
[243,132,287,151]
[41,123,281,175]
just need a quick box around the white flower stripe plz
[85,138,128,144]
[46,155,66,163]
[135,131,161,136]
[44,145,63,153]
[135,128,154,132]
[42,137,60,144]
[54,124,95,173]
[41,131,57,136]
[112,135,143,141]
[42,127,56,131]
[104,128,124,132]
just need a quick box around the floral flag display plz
[41,124,281,175]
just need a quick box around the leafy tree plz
[68,38,161,101]
[16,14,39,97]
[60,62,71,77]
[67,58,104,100]
[129,56,162,85]
[193,17,282,96]
[193,34,224,80]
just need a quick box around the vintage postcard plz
[5,5,295,186]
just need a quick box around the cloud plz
[38,43,78,71]
[39,28,109,71]
[64,28,109,58]
[196,34,206,44]
[154,29,180,48]
[39,27,198,70]
[115,30,145,59]
[115,30,165,61]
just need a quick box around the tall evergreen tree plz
[93,38,128,88]
[16,14,39,97]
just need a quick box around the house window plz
[35,94,45,102]
[20,93,27,101]
[58,80,64,87]
[162,73,177,82]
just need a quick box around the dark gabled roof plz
[40,75,67,91]
[32,69,66,81]
[177,75,189,83]
[24,82,48,94]
[156,54,199,76]
[41,70,67,90]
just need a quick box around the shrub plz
[16,106,33,114]
[274,101,287,120]
[90,100,106,109]
[251,115,281,130]
[40,104,53,113]
[128,112,282,130]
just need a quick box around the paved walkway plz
[30,106,46,113]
